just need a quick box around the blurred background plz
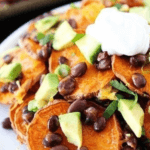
[0,0,77,43]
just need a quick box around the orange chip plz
[144,101,150,139]
[82,2,105,23]
[0,48,46,104]
[27,100,122,150]
[112,55,150,96]
[14,94,35,143]
[49,43,115,100]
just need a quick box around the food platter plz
[0,0,150,149]
[0,2,80,150]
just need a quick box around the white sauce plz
[86,8,150,56]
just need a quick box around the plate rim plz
[0,1,80,53]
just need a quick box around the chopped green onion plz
[110,80,138,109]
[142,127,145,136]
[28,100,38,112]
[103,100,118,119]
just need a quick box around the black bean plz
[71,62,87,78]
[51,145,69,150]
[68,99,87,113]
[58,76,76,96]
[22,105,29,114]
[122,146,134,150]
[132,73,146,88]
[3,54,13,64]
[129,55,146,67]
[8,81,18,93]
[68,19,77,29]
[124,131,137,149]
[94,117,106,132]
[95,57,111,70]
[59,56,68,65]
[38,48,48,59]
[0,84,9,93]
[48,115,60,132]
[15,72,23,81]
[43,133,62,147]
[78,146,88,150]
[97,52,109,62]
[22,107,35,123]
[84,107,98,124]
[2,117,12,129]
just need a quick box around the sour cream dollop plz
[86,8,150,56]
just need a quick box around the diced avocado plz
[145,0,150,7]
[54,64,71,78]
[35,73,59,109]
[129,6,150,23]
[75,34,101,64]
[59,112,82,148]
[35,16,59,33]
[0,62,22,83]
[28,100,38,112]
[118,99,144,138]
[53,21,77,50]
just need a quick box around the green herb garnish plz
[142,127,146,136]
[70,3,80,9]
[110,80,138,109]
[37,32,45,41]
[28,100,38,112]
[72,34,85,43]
[37,33,54,45]
[103,100,118,119]
[114,3,122,10]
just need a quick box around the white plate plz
[0,2,80,150]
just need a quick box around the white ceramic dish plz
[0,2,80,150]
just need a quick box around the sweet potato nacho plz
[1,0,150,150]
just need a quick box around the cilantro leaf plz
[37,32,45,41]
[110,80,138,109]
[114,3,122,10]
[110,80,135,95]
[38,34,54,45]
[70,3,80,9]
[72,34,85,43]
[103,100,118,119]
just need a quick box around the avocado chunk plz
[35,73,59,109]
[35,16,59,33]
[59,112,82,148]
[129,6,150,23]
[53,21,77,50]
[75,34,101,64]
[0,62,22,83]
[118,99,144,138]
[28,100,38,112]
[54,64,71,78]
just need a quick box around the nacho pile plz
[1,0,150,150]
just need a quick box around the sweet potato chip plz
[14,94,35,143]
[144,101,150,139]
[81,2,105,23]
[112,55,150,96]
[0,47,46,104]
[27,100,122,150]
[9,102,25,143]
[49,45,115,100]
